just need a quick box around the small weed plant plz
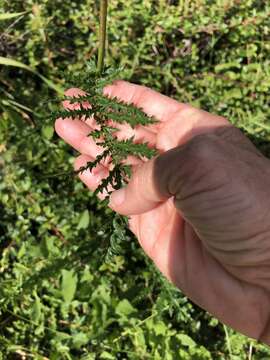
[52,0,158,258]
[53,62,157,196]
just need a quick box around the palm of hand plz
[55,81,270,343]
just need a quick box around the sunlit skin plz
[55,80,270,344]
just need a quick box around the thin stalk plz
[97,0,108,74]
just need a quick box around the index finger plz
[103,80,186,123]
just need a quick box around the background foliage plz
[0,0,270,358]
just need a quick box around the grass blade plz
[0,56,63,94]
[0,12,27,21]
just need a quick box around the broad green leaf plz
[154,321,167,336]
[115,299,136,317]
[17,243,26,259]
[81,266,93,282]
[176,334,196,348]
[224,88,242,100]
[72,332,89,348]
[134,327,146,349]
[45,237,60,257]
[42,125,54,140]
[92,284,111,304]
[61,269,78,304]
[31,292,42,323]
[0,12,27,20]
[77,210,90,229]
[100,351,115,360]
[215,61,241,73]
[54,332,72,341]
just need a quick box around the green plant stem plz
[97,0,108,74]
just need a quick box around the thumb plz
[109,132,227,216]
[109,156,171,215]
[109,142,193,215]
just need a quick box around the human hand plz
[55,81,270,343]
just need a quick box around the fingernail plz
[110,188,126,207]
